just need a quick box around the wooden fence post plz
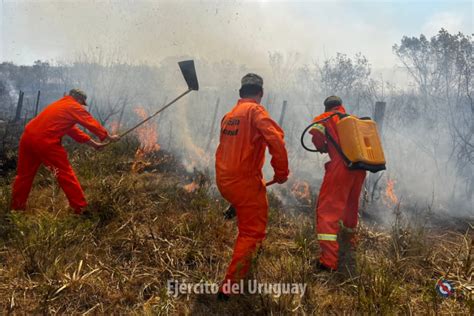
[367,101,387,203]
[34,90,41,117]
[373,101,386,136]
[278,100,288,127]
[14,91,24,122]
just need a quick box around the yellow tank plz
[336,116,386,169]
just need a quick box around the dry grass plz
[0,138,472,315]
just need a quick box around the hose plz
[300,112,347,152]
[300,122,320,152]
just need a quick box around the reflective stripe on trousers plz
[317,233,337,241]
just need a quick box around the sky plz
[0,0,472,69]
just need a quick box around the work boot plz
[80,209,94,219]
[72,205,87,215]
[315,261,335,273]
[337,221,357,278]
[223,205,236,220]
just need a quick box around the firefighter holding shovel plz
[11,61,199,215]
[11,89,120,214]
[215,73,289,300]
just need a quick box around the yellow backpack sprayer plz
[301,112,386,173]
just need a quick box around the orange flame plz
[133,106,160,153]
[291,181,311,204]
[131,106,160,172]
[385,179,399,205]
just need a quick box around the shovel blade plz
[178,60,199,91]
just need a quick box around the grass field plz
[0,138,472,314]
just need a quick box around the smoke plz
[5,1,471,70]
[1,1,472,219]
[0,72,16,117]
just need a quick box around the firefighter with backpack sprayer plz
[304,96,386,274]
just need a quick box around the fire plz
[131,106,160,173]
[384,178,399,205]
[183,143,211,172]
[183,181,199,193]
[133,107,160,153]
[291,181,312,204]
[131,148,150,173]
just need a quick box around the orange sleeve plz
[69,104,108,141]
[67,126,91,143]
[253,105,289,180]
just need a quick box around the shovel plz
[223,180,277,220]
[117,60,199,139]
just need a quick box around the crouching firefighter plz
[11,89,120,214]
[215,73,289,300]
[302,96,385,274]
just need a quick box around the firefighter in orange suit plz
[309,96,366,272]
[215,73,289,300]
[11,89,120,214]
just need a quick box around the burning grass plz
[131,106,161,173]
[0,138,472,314]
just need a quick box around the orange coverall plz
[11,96,108,213]
[309,105,366,270]
[215,98,289,290]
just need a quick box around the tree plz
[393,29,473,202]
[316,53,376,114]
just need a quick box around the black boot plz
[315,261,335,272]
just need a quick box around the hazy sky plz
[0,0,472,69]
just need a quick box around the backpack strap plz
[325,129,353,168]
[301,111,349,153]
[319,112,353,167]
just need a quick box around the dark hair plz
[324,104,340,110]
[324,96,342,110]
[239,84,263,98]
